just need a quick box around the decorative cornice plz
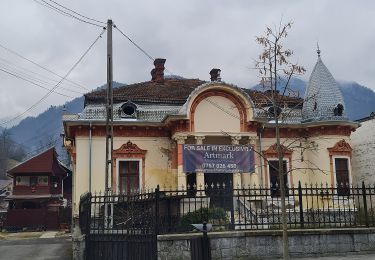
[327,139,352,155]
[113,141,147,156]
[263,143,293,157]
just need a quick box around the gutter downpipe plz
[89,121,92,193]
[257,126,264,187]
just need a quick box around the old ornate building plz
[63,54,358,216]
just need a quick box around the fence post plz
[202,222,210,260]
[86,193,92,235]
[298,181,304,228]
[230,186,235,230]
[155,185,160,235]
[362,181,369,227]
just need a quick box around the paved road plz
[298,253,375,259]
[0,237,71,260]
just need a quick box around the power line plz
[114,25,155,62]
[0,28,106,127]
[0,60,85,95]
[0,43,90,91]
[0,56,87,93]
[114,24,174,75]
[33,0,104,28]
[47,0,105,25]
[0,66,74,98]
[22,134,61,160]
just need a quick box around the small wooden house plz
[4,147,71,231]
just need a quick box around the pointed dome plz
[302,56,347,122]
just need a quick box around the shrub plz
[179,207,228,230]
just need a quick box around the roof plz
[85,78,303,107]
[7,147,70,176]
[302,56,347,122]
[6,194,62,200]
[85,79,207,105]
[0,180,12,190]
[356,111,375,123]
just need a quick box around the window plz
[269,160,288,197]
[30,176,38,187]
[119,161,140,195]
[121,101,137,118]
[15,176,30,186]
[335,158,350,196]
[38,176,49,186]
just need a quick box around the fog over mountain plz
[253,78,375,121]
[6,79,375,164]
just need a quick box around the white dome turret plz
[302,50,347,122]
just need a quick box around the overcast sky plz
[0,0,374,125]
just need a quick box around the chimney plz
[210,68,221,81]
[151,58,166,83]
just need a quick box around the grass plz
[0,231,43,240]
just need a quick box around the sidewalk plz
[298,253,375,259]
[0,231,69,240]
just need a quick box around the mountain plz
[8,81,125,164]
[7,79,375,164]
[252,79,375,120]
[338,82,375,120]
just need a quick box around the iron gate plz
[80,190,159,260]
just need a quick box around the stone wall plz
[351,117,375,184]
[158,228,375,259]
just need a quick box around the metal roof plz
[302,56,347,122]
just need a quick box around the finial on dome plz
[317,42,321,57]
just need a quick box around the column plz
[231,135,242,188]
[175,135,187,190]
[244,136,257,188]
[195,135,206,194]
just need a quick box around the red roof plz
[7,148,68,176]
[84,78,303,108]
[85,79,207,105]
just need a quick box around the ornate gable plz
[327,139,352,156]
[113,141,147,156]
[263,143,293,158]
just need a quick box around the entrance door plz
[119,161,140,194]
[204,172,233,190]
[204,173,233,210]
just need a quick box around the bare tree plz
[0,129,10,179]
[254,21,306,260]
[0,129,26,179]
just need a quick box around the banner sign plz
[183,144,255,173]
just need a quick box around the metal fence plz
[80,182,375,234]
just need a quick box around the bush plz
[179,207,228,230]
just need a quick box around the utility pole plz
[105,19,114,195]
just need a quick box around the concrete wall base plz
[72,220,85,260]
[158,228,375,259]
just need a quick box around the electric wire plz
[114,25,174,75]
[0,43,89,91]
[0,56,87,93]
[0,60,85,95]
[0,28,106,127]
[114,25,154,62]
[21,134,61,159]
[33,0,104,28]
[46,0,105,25]
[0,67,74,98]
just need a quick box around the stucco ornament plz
[327,139,353,155]
[113,141,147,155]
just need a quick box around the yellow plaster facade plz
[63,67,358,216]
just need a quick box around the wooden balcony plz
[12,185,57,196]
